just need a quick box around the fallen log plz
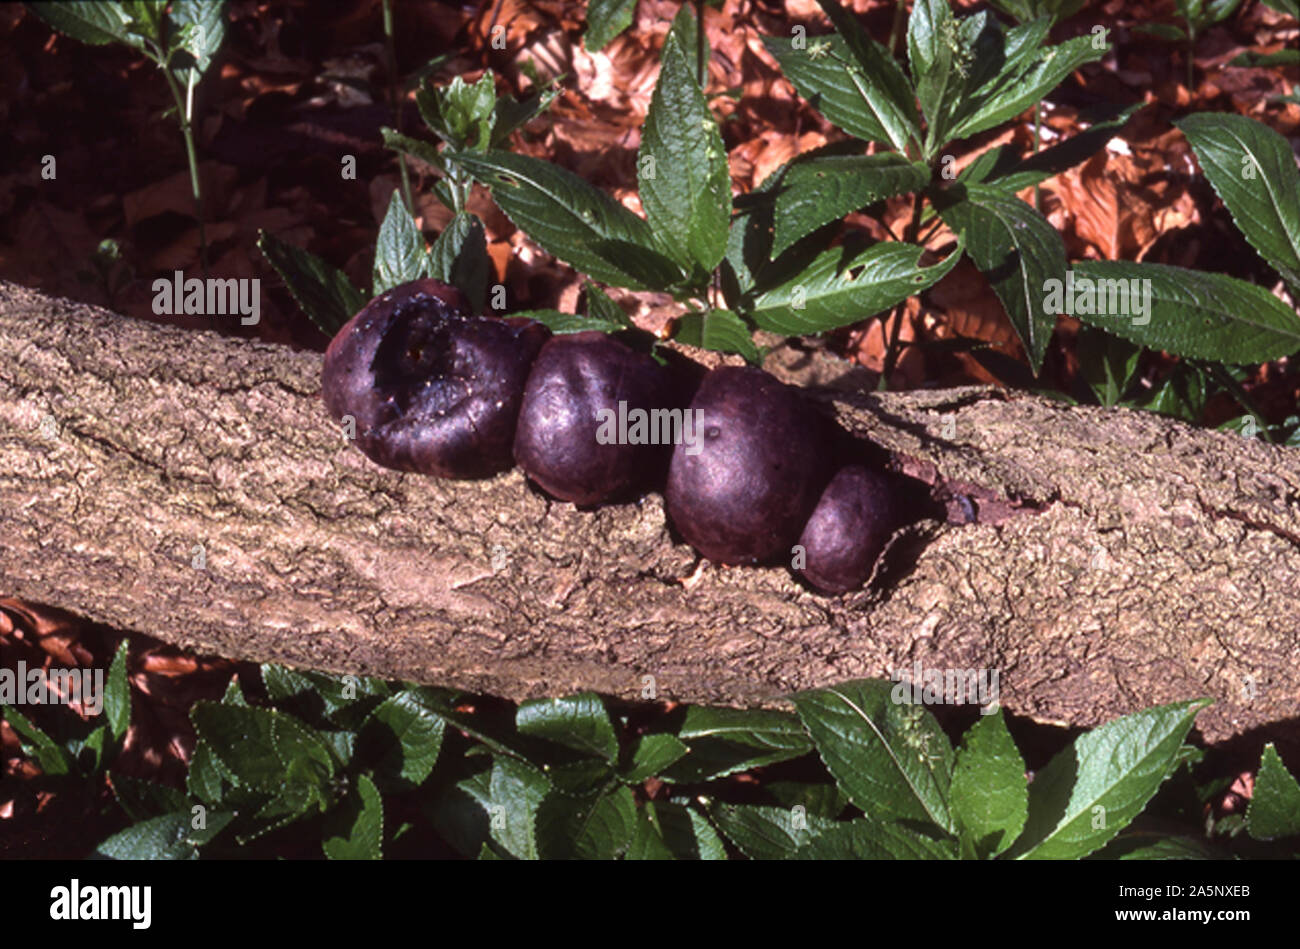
[1,280,1297,745]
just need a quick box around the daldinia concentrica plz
[322,278,548,478]
[796,465,897,593]
[322,280,902,592]
[513,331,680,506]
[664,366,834,565]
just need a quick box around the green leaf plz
[448,150,684,291]
[950,708,1028,858]
[169,0,226,77]
[948,28,1107,143]
[26,2,134,46]
[488,755,550,859]
[417,73,497,150]
[673,308,760,362]
[191,702,335,795]
[535,786,637,859]
[937,183,1066,372]
[108,771,189,821]
[660,706,812,783]
[428,211,491,313]
[507,308,629,335]
[626,803,677,859]
[772,153,930,257]
[747,236,965,336]
[3,705,70,775]
[584,283,634,328]
[585,0,638,52]
[1132,23,1187,41]
[1260,0,1300,17]
[1091,833,1219,859]
[792,818,960,858]
[709,803,838,859]
[986,0,1085,24]
[814,0,921,153]
[361,690,445,791]
[1177,113,1300,294]
[257,230,367,337]
[1007,698,1211,859]
[380,127,447,173]
[1071,260,1300,362]
[373,190,425,296]
[104,639,131,743]
[638,6,731,278]
[621,733,689,783]
[94,811,233,860]
[323,773,383,859]
[908,0,959,148]
[1246,744,1300,840]
[491,84,561,148]
[516,693,619,764]
[1077,326,1142,406]
[791,680,955,831]
[762,31,914,150]
[656,802,728,859]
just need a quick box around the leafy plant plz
[1134,0,1243,90]
[27,1,227,276]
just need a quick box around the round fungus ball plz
[513,331,680,506]
[322,278,548,478]
[665,365,832,565]
[796,465,897,593]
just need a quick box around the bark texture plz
[1,280,1297,745]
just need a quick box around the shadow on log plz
[1,281,1297,745]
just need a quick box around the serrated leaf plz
[1177,113,1300,294]
[535,786,637,858]
[104,639,130,743]
[950,707,1028,858]
[908,0,958,148]
[169,0,226,76]
[621,733,689,783]
[108,771,189,822]
[373,190,425,295]
[487,755,550,859]
[792,818,960,858]
[257,230,367,336]
[584,283,633,328]
[814,0,921,152]
[322,773,383,859]
[747,235,965,336]
[1090,833,1219,859]
[1246,744,1300,840]
[1071,260,1300,362]
[1077,326,1142,406]
[791,679,955,832]
[491,84,561,148]
[3,705,70,775]
[626,802,677,859]
[709,803,839,859]
[361,690,445,790]
[507,308,628,335]
[94,811,234,860]
[658,705,812,783]
[380,127,447,173]
[26,2,134,46]
[1008,698,1211,859]
[191,702,335,795]
[418,73,496,150]
[449,150,684,290]
[428,211,491,313]
[948,29,1106,143]
[516,693,619,763]
[772,153,930,257]
[673,308,760,362]
[638,6,731,277]
[937,183,1065,372]
[585,0,638,52]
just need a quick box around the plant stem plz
[161,64,209,282]
[888,0,906,58]
[1033,102,1043,213]
[1186,23,1196,92]
[879,191,926,388]
[382,0,415,217]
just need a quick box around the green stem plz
[161,64,209,282]
[1203,362,1275,444]
[888,0,906,58]
[1032,101,1042,213]
[382,0,415,217]
[879,191,926,388]
[1186,23,1196,91]
[694,0,706,87]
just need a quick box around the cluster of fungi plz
[321,278,899,594]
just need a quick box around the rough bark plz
[1,280,1297,745]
